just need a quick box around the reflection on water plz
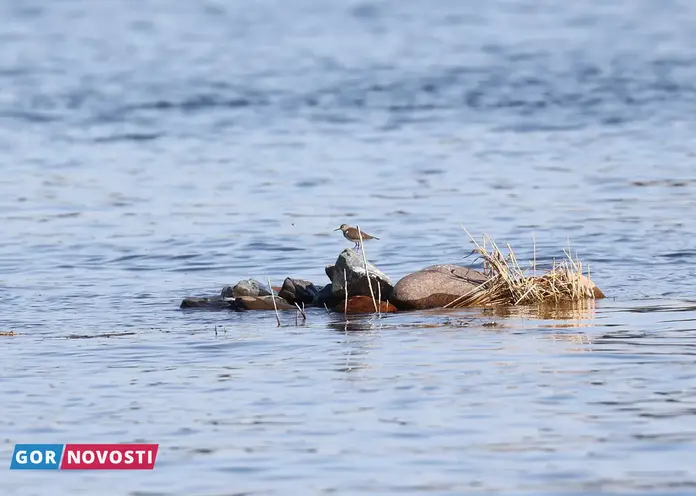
[480,300,598,323]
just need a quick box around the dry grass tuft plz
[445,227,603,308]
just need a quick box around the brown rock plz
[235,296,295,311]
[392,265,488,310]
[336,296,398,314]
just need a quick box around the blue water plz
[2,0,696,494]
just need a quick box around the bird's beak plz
[333,227,341,231]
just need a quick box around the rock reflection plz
[325,314,380,373]
[326,313,383,334]
[480,300,597,325]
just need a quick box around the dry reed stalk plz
[444,227,599,308]
[343,269,348,315]
[533,232,537,276]
[356,225,379,313]
[267,277,281,326]
[377,281,382,318]
[294,302,307,321]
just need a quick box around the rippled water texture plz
[2,0,696,494]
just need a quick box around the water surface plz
[2,0,696,494]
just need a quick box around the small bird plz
[334,224,379,250]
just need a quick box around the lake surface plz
[2,0,696,494]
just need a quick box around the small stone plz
[278,278,319,305]
[235,296,295,311]
[392,265,488,310]
[230,279,272,297]
[180,296,236,310]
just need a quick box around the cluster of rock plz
[180,249,488,314]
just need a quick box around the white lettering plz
[134,450,145,464]
[83,451,94,464]
[124,451,134,464]
[67,450,80,464]
[45,451,56,464]
[96,451,108,464]
[148,450,152,464]
[110,451,122,464]
[15,450,27,464]
[29,451,42,464]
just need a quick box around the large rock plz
[330,249,393,300]
[392,265,488,310]
[224,279,271,298]
[278,278,318,305]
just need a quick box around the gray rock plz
[278,278,319,305]
[325,265,336,281]
[228,279,271,298]
[180,296,236,310]
[392,265,488,310]
[313,284,340,308]
[330,249,393,300]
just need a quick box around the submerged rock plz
[180,296,236,310]
[278,278,319,305]
[330,249,393,300]
[235,295,295,311]
[392,265,488,310]
[337,296,398,314]
[227,279,272,298]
